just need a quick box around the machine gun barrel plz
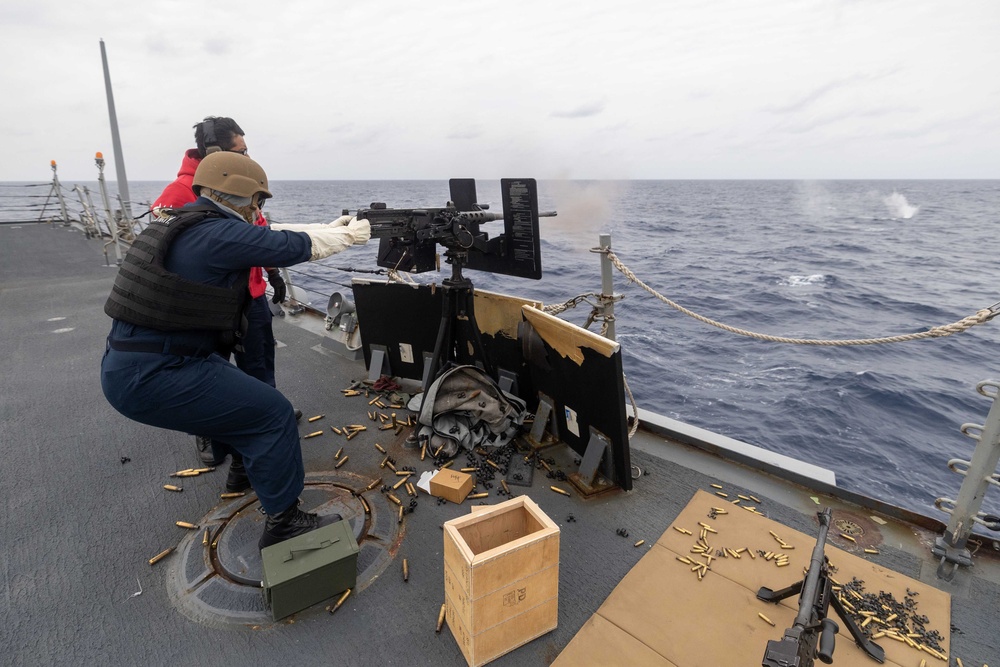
[758,508,841,667]
[795,508,832,630]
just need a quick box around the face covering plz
[203,189,257,224]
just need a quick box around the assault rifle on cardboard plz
[757,508,885,666]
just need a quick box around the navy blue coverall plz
[101,199,312,515]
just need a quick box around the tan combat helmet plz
[192,151,272,204]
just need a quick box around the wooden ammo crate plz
[442,496,560,667]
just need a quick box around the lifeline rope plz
[605,250,999,346]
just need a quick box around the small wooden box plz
[443,496,559,666]
[430,468,474,504]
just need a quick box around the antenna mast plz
[99,39,133,220]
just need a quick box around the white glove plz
[269,218,369,259]
[348,217,371,245]
[329,214,353,227]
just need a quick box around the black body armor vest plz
[104,206,250,335]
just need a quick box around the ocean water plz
[6,178,1000,520]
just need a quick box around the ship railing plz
[932,379,1000,580]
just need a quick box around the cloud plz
[550,101,606,119]
[765,69,901,115]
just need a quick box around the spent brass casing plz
[501,479,509,494]
[714,491,728,498]
[379,455,389,468]
[176,521,198,529]
[864,548,880,554]
[368,396,380,405]
[148,548,174,566]
[379,424,394,431]
[346,430,360,441]
[398,505,404,523]
[335,456,349,469]
[334,447,343,460]
[176,470,201,477]
[392,477,407,490]
[436,603,446,633]
[163,485,183,492]
[406,482,416,497]
[550,486,570,496]
[220,492,245,499]
[468,492,489,499]
[331,426,342,435]
[758,612,775,627]
[439,461,452,469]
[673,526,692,535]
[840,533,856,542]
[387,493,402,505]
[203,528,210,546]
[365,479,380,492]
[374,443,386,454]
[359,495,370,514]
[487,460,501,470]
[329,588,351,614]
[460,467,477,472]
[396,470,412,477]
[303,431,323,439]
[192,467,214,473]
[308,414,324,422]
[710,483,723,489]
[634,540,645,547]
[374,400,385,408]
[403,558,409,582]
[420,443,427,461]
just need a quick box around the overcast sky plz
[2,0,998,182]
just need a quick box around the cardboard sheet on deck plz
[554,490,951,667]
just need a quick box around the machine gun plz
[365,204,505,273]
[757,508,885,666]
[359,178,552,279]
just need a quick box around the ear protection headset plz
[202,118,221,154]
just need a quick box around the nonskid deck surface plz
[2,223,997,666]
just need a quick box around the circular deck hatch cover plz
[165,472,403,627]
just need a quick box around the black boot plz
[226,455,252,493]
[259,503,342,550]
[195,435,224,466]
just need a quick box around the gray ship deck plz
[2,222,997,666]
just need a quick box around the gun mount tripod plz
[422,247,495,395]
